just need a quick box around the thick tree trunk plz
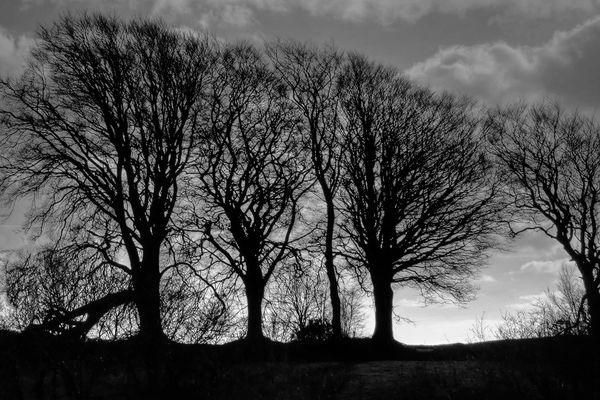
[581,267,600,338]
[133,267,163,342]
[245,276,265,341]
[324,199,342,339]
[371,271,394,344]
[36,290,134,338]
[133,262,164,400]
[589,293,600,338]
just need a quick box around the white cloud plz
[396,298,425,308]
[395,297,462,310]
[406,15,600,108]
[519,258,573,274]
[0,28,33,77]
[477,274,497,283]
[506,292,548,310]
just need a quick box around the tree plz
[186,43,313,340]
[159,264,238,344]
[469,265,590,341]
[0,14,216,341]
[339,278,367,338]
[486,102,600,337]
[1,241,236,343]
[267,41,345,339]
[540,264,590,336]
[337,54,503,344]
[264,259,331,341]
[264,258,366,341]
[1,245,134,339]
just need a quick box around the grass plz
[0,330,598,399]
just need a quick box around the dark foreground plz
[0,330,598,399]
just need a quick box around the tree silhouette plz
[267,41,345,339]
[2,245,134,339]
[0,14,216,341]
[338,54,504,344]
[487,102,600,338]
[185,43,313,341]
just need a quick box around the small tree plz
[487,102,600,337]
[264,259,331,341]
[338,54,504,344]
[494,265,590,339]
[264,258,366,341]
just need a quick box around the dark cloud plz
[14,0,600,25]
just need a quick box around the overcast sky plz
[0,0,598,344]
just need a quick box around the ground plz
[0,330,597,399]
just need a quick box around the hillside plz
[0,330,598,399]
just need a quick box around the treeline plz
[0,14,597,345]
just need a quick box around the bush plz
[293,319,333,342]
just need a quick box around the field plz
[0,330,597,399]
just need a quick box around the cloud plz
[506,292,548,310]
[519,258,573,274]
[406,15,600,109]
[395,297,461,310]
[165,0,599,24]
[0,28,34,77]
[396,298,425,308]
[299,0,597,24]
[148,0,259,31]
[28,0,596,25]
[476,274,497,283]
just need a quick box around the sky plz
[0,0,598,344]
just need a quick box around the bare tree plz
[267,41,345,339]
[0,14,216,341]
[264,258,330,341]
[185,43,313,341]
[339,274,367,338]
[264,258,366,341]
[494,310,542,340]
[1,242,236,343]
[159,264,239,344]
[495,265,590,339]
[338,54,504,344]
[1,244,134,338]
[541,265,590,335]
[467,265,590,341]
[486,102,600,337]
[467,312,491,343]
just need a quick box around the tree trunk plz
[323,198,342,339]
[37,290,134,339]
[245,275,265,341]
[371,271,394,344]
[132,266,164,400]
[133,267,163,342]
[589,293,600,338]
[580,267,600,338]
